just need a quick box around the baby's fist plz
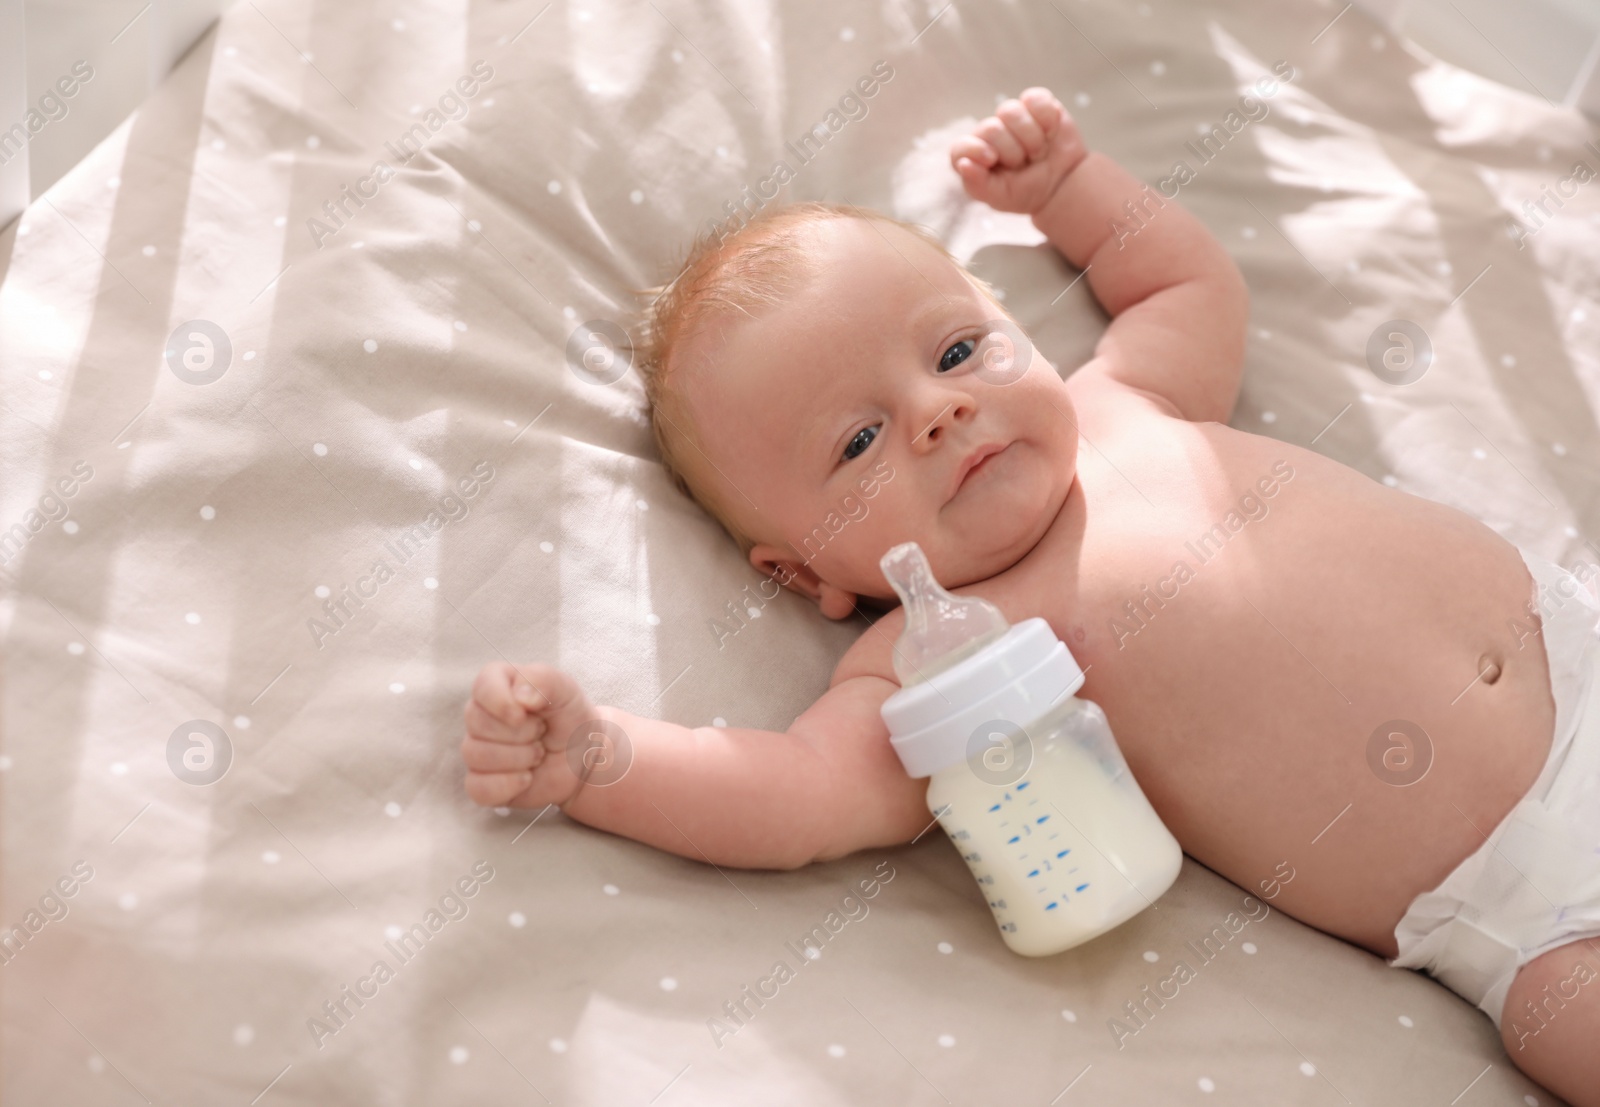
[950,88,1087,215]
[460,661,599,810]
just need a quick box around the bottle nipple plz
[880,542,1010,687]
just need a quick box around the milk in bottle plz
[878,542,1182,956]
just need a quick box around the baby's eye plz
[939,340,975,372]
[842,425,878,462]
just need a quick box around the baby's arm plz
[459,662,930,870]
[952,88,1249,424]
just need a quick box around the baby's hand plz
[460,661,597,809]
[950,87,1087,215]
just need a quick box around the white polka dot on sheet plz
[1076,92,1090,107]
[424,577,438,590]
[1382,475,1398,487]
[315,585,330,598]
[548,180,562,194]
[1198,1076,1215,1093]
[539,541,554,553]
[313,443,328,456]
[1553,443,1567,456]
[449,1046,468,1064]
[142,245,155,257]
[659,977,677,991]
[273,215,287,227]
[1398,1015,1414,1027]
[186,613,201,625]
[645,613,660,626]
[630,189,643,204]
[408,458,422,470]
[454,320,467,332]
[563,306,577,320]
[306,135,320,149]
[1472,448,1487,459]
[1299,1061,1315,1076]
[937,941,953,954]
[827,1043,846,1057]
[1260,411,1276,423]
[937,1033,955,1047]
[233,1024,254,1045]
[0,755,12,771]
[636,499,649,510]
[384,802,401,817]
[38,369,51,380]
[385,925,403,940]
[1142,950,1159,962]
[364,339,378,353]
[549,1037,568,1052]
[713,717,727,727]
[1241,226,1256,239]
[88,1055,105,1073]
[389,683,405,694]
[1241,942,1257,954]
[509,912,526,928]
[118,892,138,911]
[1061,1009,1077,1022]
[234,715,250,729]
[262,851,280,864]
[1150,60,1165,75]
[111,763,128,776]
[671,49,683,62]
[839,26,854,40]
[200,505,215,520]
[603,883,619,896]
[67,642,85,655]
[1501,354,1516,368]
[62,520,79,534]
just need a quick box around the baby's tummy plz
[1071,464,1558,957]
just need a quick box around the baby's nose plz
[912,396,974,448]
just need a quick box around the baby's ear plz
[749,544,858,621]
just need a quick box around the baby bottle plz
[878,542,1182,956]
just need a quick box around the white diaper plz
[1389,546,1600,1029]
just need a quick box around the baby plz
[460,87,1600,1103]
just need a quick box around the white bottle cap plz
[881,617,1085,779]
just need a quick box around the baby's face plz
[678,218,1080,615]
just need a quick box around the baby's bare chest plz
[914,421,1557,950]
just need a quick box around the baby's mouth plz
[949,442,1011,501]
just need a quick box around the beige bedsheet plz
[3,0,1598,1102]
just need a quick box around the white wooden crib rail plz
[1,0,224,229]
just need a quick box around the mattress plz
[3,0,1597,1102]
